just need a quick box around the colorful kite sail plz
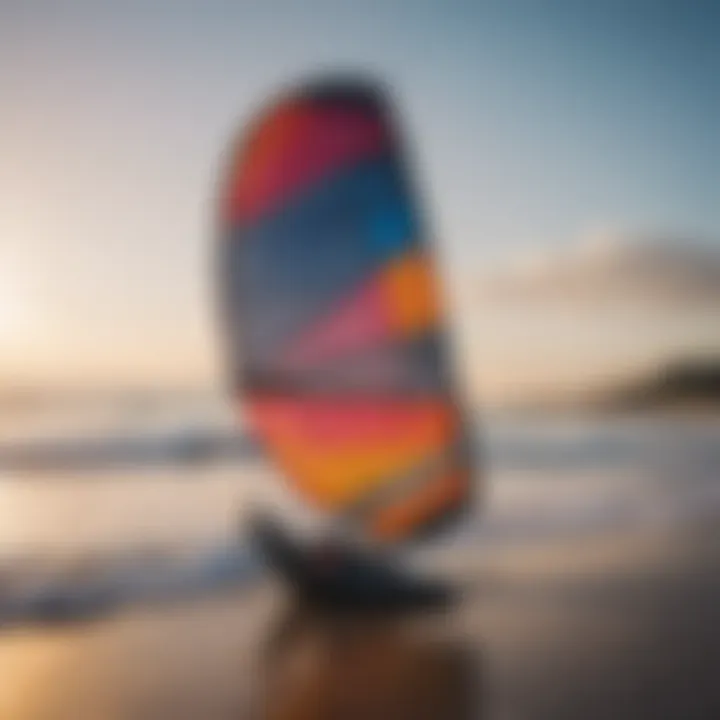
[218,78,474,542]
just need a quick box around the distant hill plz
[503,358,720,416]
[602,359,720,412]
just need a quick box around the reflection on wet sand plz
[256,607,479,720]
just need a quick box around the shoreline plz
[2,519,719,719]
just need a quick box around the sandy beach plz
[2,516,719,720]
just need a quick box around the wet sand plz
[1,521,719,719]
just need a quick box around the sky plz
[1,0,718,400]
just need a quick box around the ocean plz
[1,408,718,623]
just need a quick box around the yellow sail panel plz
[248,397,459,507]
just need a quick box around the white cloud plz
[477,233,720,309]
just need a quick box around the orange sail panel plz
[218,79,473,541]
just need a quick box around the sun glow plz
[0,266,38,350]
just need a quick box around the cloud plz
[476,233,720,309]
